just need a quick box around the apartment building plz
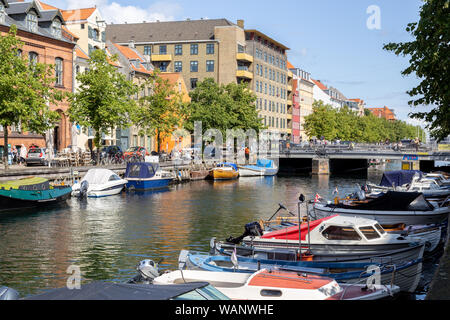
[288,63,314,143]
[0,0,75,154]
[106,18,292,139]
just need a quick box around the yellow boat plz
[209,163,239,180]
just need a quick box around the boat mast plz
[298,194,305,260]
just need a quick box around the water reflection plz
[0,174,435,298]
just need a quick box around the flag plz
[314,194,322,204]
[231,246,238,270]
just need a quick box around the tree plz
[135,70,184,152]
[183,78,265,136]
[68,50,138,162]
[383,0,450,141]
[0,25,62,169]
[304,101,337,140]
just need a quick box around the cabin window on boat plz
[108,174,121,181]
[260,289,282,297]
[374,224,386,235]
[321,226,362,241]
[128,165,141,177]
[359,226,381,240]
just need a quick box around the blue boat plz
[124,162,174,191]
[238,159,278,177]
[179,250,423,293]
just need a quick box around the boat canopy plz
[257,159,274,168]
[261,215,337,241]
[82,169,122,185]
[125,162,160,179]
[379,170,422,188]
[0,177,50,191]
[23,281,211,300]
[333,191,434,211]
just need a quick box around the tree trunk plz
[3,126,8,170]
[95,130,101,166]
[157,131,161,153]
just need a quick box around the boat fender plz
[79,180,89,199]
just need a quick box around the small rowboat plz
[209,163,239,180]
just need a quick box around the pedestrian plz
[20,144,27,165]
[244,146,250,163]
[414,137,420,152]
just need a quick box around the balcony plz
[151,54,173,62]
[287,99,293,106]
[287,70,293,79]
[236,53,253,63]
[287,84,293,92]
[236,66,253,80]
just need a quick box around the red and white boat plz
[153,269,399,300]
[217,215,426,263]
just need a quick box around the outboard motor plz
[226,222,263,245]
[0,286,19,300]
[79,180,89,199]
[130,259,161,284]
[356,189,366,201]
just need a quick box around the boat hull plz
[210,169,239,180]
[0,186,72,212]
[238,166,278,177]
[313,204,449,226]
[185,249,424,293]
[126,178,172,191]
[72,181,127,198]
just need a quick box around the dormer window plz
[26,11,38,33]
[52,19,62,39]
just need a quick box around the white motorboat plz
[72,169,127,198]
[238,159,278,177]
[153,269,399,300]
[313,191,449,226]
[220,215,426,263]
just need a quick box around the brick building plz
[367,106,396,121]
[0,0,75,156]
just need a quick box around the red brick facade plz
[367,106,396,121]
[0,25,75,152]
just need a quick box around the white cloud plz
[43,0,183,24]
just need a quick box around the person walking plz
[20,144,27,166]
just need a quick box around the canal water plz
[0,173,443,298]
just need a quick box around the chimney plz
[237,19,244,28]
[129,40,135,49]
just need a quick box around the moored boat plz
[125,162,174,191]
[0,177,72,212]
[180,249,424,293]
[209,163,239,180]
[72,169,127,198]
[154,268,399,300]
[238,159,278,177]
[313,191,449,226]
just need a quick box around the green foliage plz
[0,25,62,165]
[383,0,450,141]
[135,70,183,152]
[304,101,425,142]
[183,78,265,136]
[68,50,138,149]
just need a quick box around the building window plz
[190,61,198,72]
[174,61,182,72]
[237,44,245,53]
[190,78,198,90]
[29,52,38,65]
[206,60,214,72]
[159,61,168,72]
[175,44,183,55]
[75,65,80,74]
[144,45,152,55]
[206,43,214,54]
[159,45,167,54]
[0,3,5,24]
[190,44,198,55]
[55,58,63,86]
[51,19,62,38]
[26,11,38,33]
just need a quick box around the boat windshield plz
[374,224,386,235]
[321,226,362,241]
[172,285,230,300]
[359,226,381,240]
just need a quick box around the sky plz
[44,0,430,127]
